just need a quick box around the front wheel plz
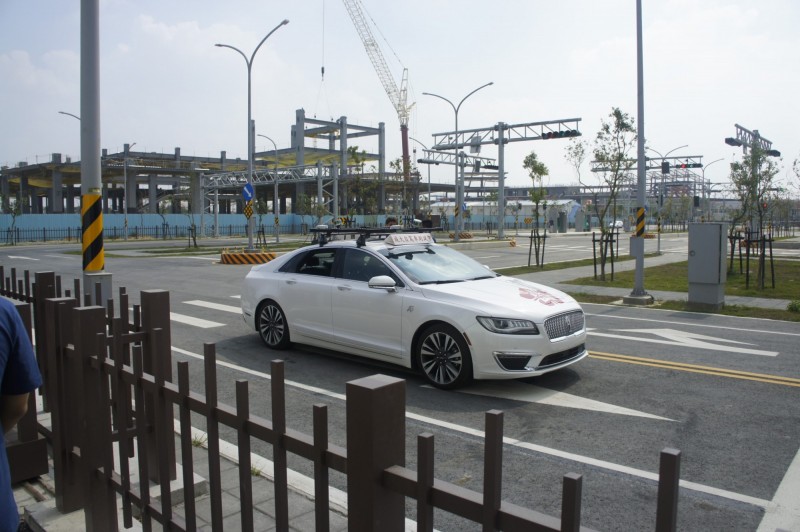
[416,324,473,390]
[257,300,291,350]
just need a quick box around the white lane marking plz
[171,345,771,509]
[586,313,800,338]
[184,300,241,314]
[230,295,241,299]
[129,306,225,328]
[181,256,219,261]
[588,328,778,357]
[456,381,673,420]
[7,255,38,260]
[474,254,502,259]
[169,312,224,328]
[757,446,800,531]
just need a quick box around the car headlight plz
[476,316,540,335]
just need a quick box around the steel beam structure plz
[427,118,582,238]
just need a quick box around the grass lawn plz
[565,259,800,301]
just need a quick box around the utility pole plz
[80,0,111,302]
[623,0,654,305]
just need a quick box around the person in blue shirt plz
[1,298,43,532]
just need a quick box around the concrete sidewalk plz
[13,426,350,531]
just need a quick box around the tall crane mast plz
[341,0,412,202]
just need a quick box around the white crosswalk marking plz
[169,312,224,328]
[184,300,241,314]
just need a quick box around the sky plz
[1,0,798,191]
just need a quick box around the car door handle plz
[286,279,297,285]
[337,285,351,291]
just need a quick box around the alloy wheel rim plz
[260,305,285,346]
[420,331,462,385]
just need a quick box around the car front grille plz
[538,344,586,369]
[544,310,585,340]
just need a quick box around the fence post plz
[33,272,56,410]
[655,448,681,532]
[346,374,405,532]
[483,410,503,531]
[42,296,85,512]
[73,306,118,531]
[140,290,177,482]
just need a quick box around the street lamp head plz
[724,137,743,147]
[281,19,289,26]
[766,149,781,157]
[58,110,81,121]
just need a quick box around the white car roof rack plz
[309,226,441,248]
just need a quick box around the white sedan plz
[241,228,587,389]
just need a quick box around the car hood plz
[419,276,579,317]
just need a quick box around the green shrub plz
[788,300,800,313]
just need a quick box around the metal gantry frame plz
[590,155,707,220]
[429,118,582,238]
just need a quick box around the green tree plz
[523,151,549,230]
[347,145,367,174]
[592,108,637,233]
[564,137,587,183]
[730,144,780,235]
[295,193,314,229]
[730,144,781,288]
[4,199,20,246]
[485,191,498,219]
[388,157,407,213]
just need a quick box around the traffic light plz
[676,162,702,169]
[761,201,768,210]
[541,130,581,140]
[693,196,700,208]
[661,161,670,174]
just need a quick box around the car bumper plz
[464,324,588,380]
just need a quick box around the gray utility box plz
[688,222,728,310]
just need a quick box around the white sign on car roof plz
[384,233,434,246]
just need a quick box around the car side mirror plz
[368,275,397,292]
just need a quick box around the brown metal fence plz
[1,265,683,531]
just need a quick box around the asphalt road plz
[2,238,798,531]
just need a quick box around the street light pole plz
[216,18,289,251]
[423,82,493,242]
[646,145,688,255]
[701,158,724,221]
[257,134,280,243]
[123,142,136,241]
[627,0,652,304]
[409,137,432,216]
[58,111,82,215]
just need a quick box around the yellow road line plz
[589,351,800,388]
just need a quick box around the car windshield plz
[380,244,497,284]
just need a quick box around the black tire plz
[257,300,291,350]
[416,323,473,389]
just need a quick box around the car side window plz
[341,249,397,284]
[286,249,337,277]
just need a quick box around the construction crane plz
[341,0,413,202]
